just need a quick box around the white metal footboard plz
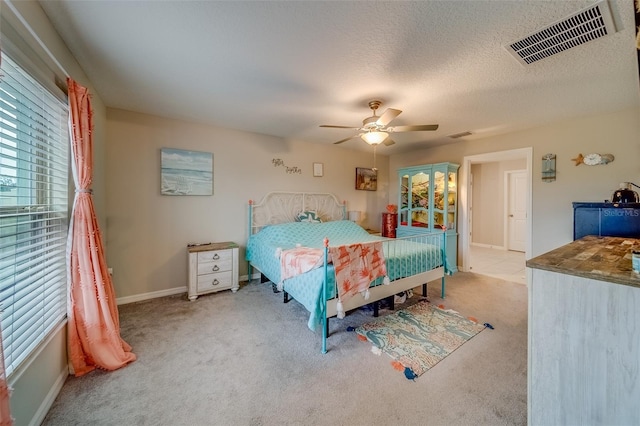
[321,231,448,353]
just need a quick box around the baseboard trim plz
[244,273,261,282]
[471,242,507,250]
[28,367,68,426]
[116,274,260,305]
[116,286,187,305]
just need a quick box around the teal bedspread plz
[246,220,443,330]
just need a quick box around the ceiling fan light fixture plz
[361,131,388,145]
[322,100,438,146]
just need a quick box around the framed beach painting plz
[355,167,377,191]
[161,148,213,195]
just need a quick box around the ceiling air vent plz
[505,0,617,66]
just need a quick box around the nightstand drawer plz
[197,271,233,292]
[197,258,232,275]
[198,249,232,263]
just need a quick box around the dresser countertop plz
[526,236,640,288]
[187,241,238,253]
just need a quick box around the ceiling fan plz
[319,100,439,146]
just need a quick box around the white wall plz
[391,107,640,259]
[107,106,640,302]
[105,108,390,300]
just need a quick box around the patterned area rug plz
[355,301,486,380]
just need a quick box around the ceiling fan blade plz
[320,125,360,129]
[383,137,395,146]
[333,135,359,145]
[390,124,439,132]
[376,108,402,126]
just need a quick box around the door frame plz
[459,148,532,274]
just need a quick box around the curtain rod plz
[4,0,70,78]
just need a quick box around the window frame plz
[0,52,70,378]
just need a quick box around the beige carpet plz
[42,272,527,425]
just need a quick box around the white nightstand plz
[187,242,239,300]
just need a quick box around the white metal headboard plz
[248,192,347,234]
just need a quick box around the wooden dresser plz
[187,242,239,300]
[526,236,640,424]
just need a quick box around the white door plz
[507,171,527,252]
[469,173,474,243]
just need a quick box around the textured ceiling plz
[38,0,640,154]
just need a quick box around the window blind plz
[0,53,69,377]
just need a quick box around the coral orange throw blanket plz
[278,242,388,317]
[328,241,388,315]
[279,246,324,290]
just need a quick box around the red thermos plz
[382,213,397,238]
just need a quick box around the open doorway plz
[459,148,532,285]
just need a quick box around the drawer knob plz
[212,253,220,260]
[212,265,220,272]
[212,279,219,286]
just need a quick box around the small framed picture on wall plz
[355,167,377,191]
[313,162,324,177]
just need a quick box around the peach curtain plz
[67,78,136,376]
[0,331,11,425]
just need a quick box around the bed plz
[246,192,451,353]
